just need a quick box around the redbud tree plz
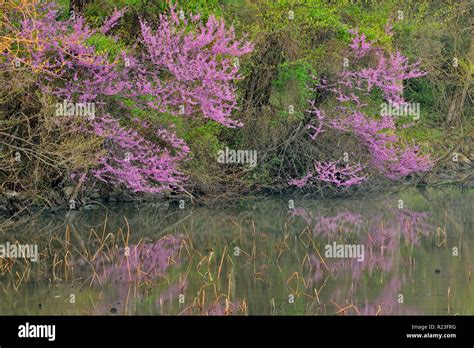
[2,1,252,194]
[289,28,432,189]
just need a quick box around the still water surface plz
[0,187,472,315]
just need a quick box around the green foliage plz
[271,61,317,120]
[84,0,157,22]
[399,126,444,155]
[340,4,393,45]
[272,61,315,94]
[54,0,72,20]
[404,78,437,115]
[82,0,223,29]
[173,0,223,20]
[183,121,223,158]
[85,33,125,61]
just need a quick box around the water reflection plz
[0,188,472,315]
[91,236,182,284]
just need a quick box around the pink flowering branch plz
[348,29,373,59]
[134,3,253,128]
[289,28,432,188]
[91,115,190,193]
[100,7,128,34]
[306,101,325,140]
[314,160,367,187]
[288,171,313,188]
[288,160,367,188]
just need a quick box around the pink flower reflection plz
[291,204,433,315]
[93,235,182,284]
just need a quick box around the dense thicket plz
[0,0,472,213]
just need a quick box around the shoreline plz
[1,167,472,219]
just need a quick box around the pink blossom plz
[289,29,431,188]
[314,160,368,187]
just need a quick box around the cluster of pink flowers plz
[135,3,253,127]
[288,160,367,188]
[289,28,431,188]
[3,2,252,193]
[4,3,134,101]
[331,112,431,180]
[344,30,427,105]
[348,29,372,58]
[314,160,367,187]
[91,115,190,193]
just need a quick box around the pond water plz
[0,187,472,315]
